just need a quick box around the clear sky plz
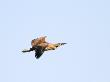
[0,0,110,82]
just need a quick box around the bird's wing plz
[34,46,45,59]
[34,43,48,59]
[31,36,47,47]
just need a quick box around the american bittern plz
[22,36,66,59]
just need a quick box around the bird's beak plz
[62,43,67,45]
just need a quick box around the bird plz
[22,36,67,59]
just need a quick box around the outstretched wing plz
[31,36,47,47]
[34,43,48,59]
[35,46,45,59]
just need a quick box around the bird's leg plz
[22,49,30,53]
[22,47,35,53]
[30,47,35,51]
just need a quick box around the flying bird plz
[22,36,67,59]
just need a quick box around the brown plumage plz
[31,36,47,47]
[22,36,67,59]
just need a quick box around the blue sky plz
[0,0,110,82]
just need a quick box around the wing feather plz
[31,36,47,47]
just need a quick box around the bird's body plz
[45,43,66,51]
[22,36,66,59]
